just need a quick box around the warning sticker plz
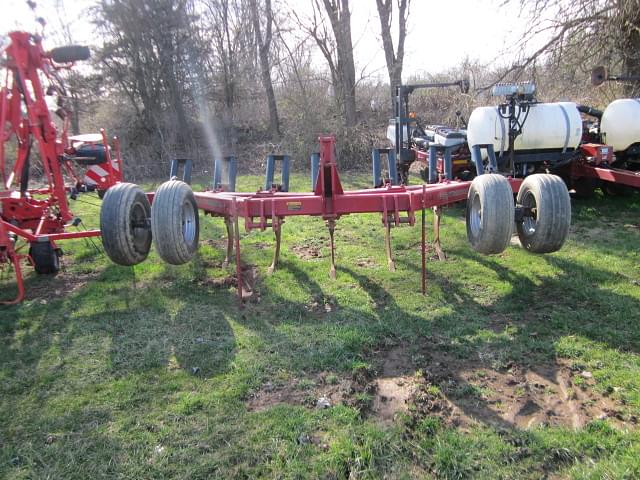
[287,202,302,211]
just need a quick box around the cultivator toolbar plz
[100,135,573,305]
[0,31,121,303]
[193,136,497,300]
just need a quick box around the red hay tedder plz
[0,31,121,303]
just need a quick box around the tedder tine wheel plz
[466,174,514,254]
[100,183,152,266]
[516,174,571,253]
[151,180,199,265]
[29,241,61,274]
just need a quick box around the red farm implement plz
[99,136,572,303]
[380,79,639,198]
[0,31,121,304]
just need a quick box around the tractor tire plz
[516,174,571,253]
[151,180,199,265]
[29,241,61,274]
[49,45,91,63]
[100,182,152,266]
[466,174,514,254]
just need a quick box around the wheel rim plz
[182,200,197,245]
[521,190,537,237]
[130,202,150,252]
[469,192,482,237]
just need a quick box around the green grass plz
[1,173,640,479]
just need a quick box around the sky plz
[347,0,529,79]
[1,0,532,80]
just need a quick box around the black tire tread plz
[100,182,152,266]
[49,45,90,63]
[150,180,199,265]
[516,174,571,253]
[466,174,514,254]
[29,242,61,275]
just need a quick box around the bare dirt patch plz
[202,238,227,249]
[486,313,511,333]
[371,345,419,424]
[355,257,377,268]
[12,253,100,303]
[247,346,420,424]
[304,294,337,314]
[247,373,355,412]
[291,243,323,260]
[246,343,629,430]
[413,349,628,430]
[197,263,258,299]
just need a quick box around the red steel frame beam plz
[0,216,99,304]
[2,220,100,242]
[196,182,473,222]
[576,164,640,189]
[3,32,72,223]
[0,218,26,304]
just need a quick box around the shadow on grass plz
[2,209,639,478]
[1,261,237,383]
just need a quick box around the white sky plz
[2,0,531,80]
[348,0,529,79]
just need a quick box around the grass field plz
[1,173,640,479]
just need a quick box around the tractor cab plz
[381,79,471,185]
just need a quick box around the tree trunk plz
[376,0,409,109]
[621,0,640,96]
[250,0,281,138]
[321,0,357,127]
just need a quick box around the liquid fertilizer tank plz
[600,99,640,153]
[467,102,583,155]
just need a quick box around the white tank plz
[467,102,582,156]
[600,99,640,152]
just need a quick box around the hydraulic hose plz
[577,105,603,119]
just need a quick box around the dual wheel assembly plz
[100,180,199,267]
[466,173,571,255]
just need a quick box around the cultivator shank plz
[192,136,484,298]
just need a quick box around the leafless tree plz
[375,0,410,108]
[49,0,101,135]
[198,0,257,152]
[508,0,640,95]
[296,0,358,127]
[249,0,281,137]
[94,0,195,150]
